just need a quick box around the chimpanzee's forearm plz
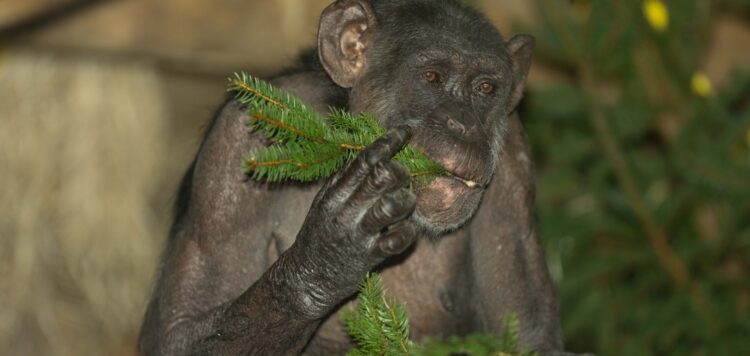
[188,255,326,355]
[162,234,378,355]
[141,247,329,355]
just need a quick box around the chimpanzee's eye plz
[478,82,496,95]
[422,70,440,83]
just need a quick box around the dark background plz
[1,0,748,355]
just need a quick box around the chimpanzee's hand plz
[280,126,418,318]
[300,125,418,261]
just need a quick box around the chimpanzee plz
[139,0,566,354]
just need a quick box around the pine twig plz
[343,273,537,356]
[228,72,446,183]
[342,273,413,356]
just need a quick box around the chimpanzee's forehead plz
[410,30,508,61]
[374,2,509,58]
[376,23,510,69]
[411,47,511,71]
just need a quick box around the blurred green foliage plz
[519,0,750,354]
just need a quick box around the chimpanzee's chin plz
[412,176,484,238]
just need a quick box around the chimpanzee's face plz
[350,27,517,236]
[317,0,532,237]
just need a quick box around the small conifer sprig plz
[228,72,446,183]
[342,273,413,356]
[343,273,538,356]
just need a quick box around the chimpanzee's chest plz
[301,233,474,355]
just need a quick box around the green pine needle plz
[343,273,537,356]
[228,72,446,183]
[342,273,414,356]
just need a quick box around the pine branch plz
[228,72,447,182]
[342,273,413,356]
[343,273,537,356]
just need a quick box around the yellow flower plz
[691,72,713,97]
[746,128,750,148]
[643,0,669,32]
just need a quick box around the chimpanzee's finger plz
[375,220,418,257]
[360,187,416,235]
[362,125,412,164]
[346,160,410,205]
[328,125,412,197]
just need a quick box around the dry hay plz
[0,49,167,355]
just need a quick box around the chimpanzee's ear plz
[318,0,377,88]
[506,34,535,112]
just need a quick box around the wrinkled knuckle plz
[376,223,417,256]
[365,200,394,227]
[317,187,347,211]
[378,235,404,255]
[358,219,382,237]
[362,144,384,166]
[376,161,399,180]
[389,188,416,207]
[359,208,386,233]
[379,196,401,218]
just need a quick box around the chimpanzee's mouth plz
[406,135,490,190]
[412,173,486,235]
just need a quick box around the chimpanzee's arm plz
[137,97,320,354]
[468,114,564,353]
[139,70,419,354]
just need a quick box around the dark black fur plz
[139,1,567,354]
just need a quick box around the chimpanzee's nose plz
[444,115,478,140]
[446,117,467,135]
[427,103,481,141]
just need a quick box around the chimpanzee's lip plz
[444,171,484,189]
[406,139,488,188]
